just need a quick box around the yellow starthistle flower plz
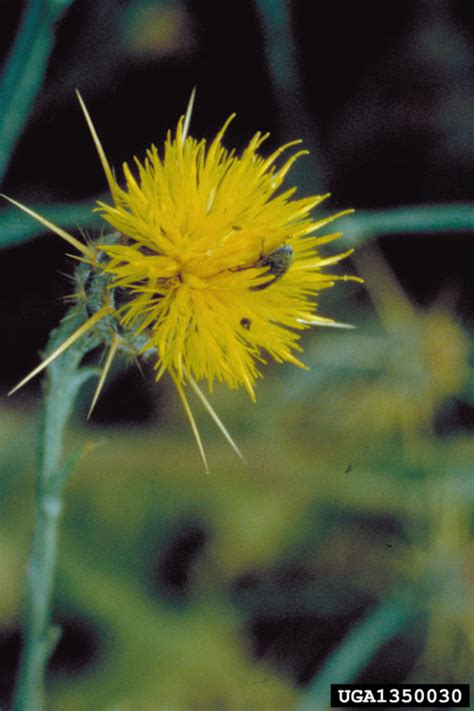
[5,91,360,470]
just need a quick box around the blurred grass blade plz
[297,591,415,711]
[0,198,104,249]
[339,203,474,247]
[254,0,324,193]
[0,0,74,183]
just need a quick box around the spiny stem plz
[12,305,99,711]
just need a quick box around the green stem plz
[12,305,98,711]
[0,0,73,183]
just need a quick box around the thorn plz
[171,372,209,474]
[8,307,109,396]
[87,337,120,419]
[297,318,356,329]
[187,372,246,463]
[182,87,196,142]
[76,90,119,201]
[0,194,96,259]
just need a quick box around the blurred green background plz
[0,1,473,709]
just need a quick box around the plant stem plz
[12,305,98,711]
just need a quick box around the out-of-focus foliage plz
[1,313,472,708]
[1,0,473,709]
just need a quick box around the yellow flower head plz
[93,106,354,401]
[6,92,359,469]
